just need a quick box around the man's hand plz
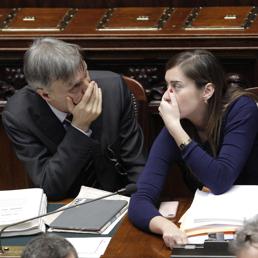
[66,80,102,131]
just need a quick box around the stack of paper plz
[0,188,47,237]
[45,186,130,235]
[180,185,258,236]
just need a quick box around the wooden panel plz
[96,7,170,31]
[0,8,12,24]
[0,7,258,35]
[64,9,107,34]
[185,6,255,30]
[0,8,76,32]
[0,0,256,8]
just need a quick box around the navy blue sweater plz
[128,96,258,231]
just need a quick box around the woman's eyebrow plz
[168,80,183,84]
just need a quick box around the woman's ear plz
[203,83,215,103]
[36,88,50,101]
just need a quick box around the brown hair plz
[166,50,258,155]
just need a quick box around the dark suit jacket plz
[2,71,146,200]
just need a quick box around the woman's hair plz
[24,37,86,90]
[230,215,258,255]
[166,50,258,155]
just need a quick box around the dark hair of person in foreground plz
[21,234,78,258]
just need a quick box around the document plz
[0,188,46,237]
[180,185,258,236]
[66,237,111,258]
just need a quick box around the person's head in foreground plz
[21,234,78,258]
[230,215,258,258]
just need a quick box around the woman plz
[128,50,258,248]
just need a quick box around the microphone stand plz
[0,186,130,254]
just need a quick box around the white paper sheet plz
[66,237,111,258]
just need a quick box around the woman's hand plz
[159,88,181,130]
[149,216,188,249]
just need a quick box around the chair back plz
[122,75,148,141]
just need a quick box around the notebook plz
[49,199,128,234]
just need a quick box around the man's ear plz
[36,88,50,101]
[203,83,215,102]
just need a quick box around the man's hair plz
[230,215,258,255]
[23,37,85,90]
[21,234,78,258]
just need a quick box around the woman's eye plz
[174,83,183,89]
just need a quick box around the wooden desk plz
[0,199,191,257]
[102,199,191,258]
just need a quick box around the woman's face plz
[165,66,206,120]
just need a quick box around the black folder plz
[49,199,128,233]
[171,241,235,258]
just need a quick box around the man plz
[230,215,258,258]
[2,37,145,200]
[21,235,78,258]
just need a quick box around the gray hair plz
[23,37,85,90]
[21,234,78,258]
[230,215,258,255]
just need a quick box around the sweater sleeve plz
[182,96,258,194]
[128,127,180,231]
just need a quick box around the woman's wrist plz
[167,123,192,150]
[149,216,173,234]
[179,138,192,151]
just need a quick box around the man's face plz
[38,69,90,113]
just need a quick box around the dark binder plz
[49,199,128,233]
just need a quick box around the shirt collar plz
[46,102,67,123]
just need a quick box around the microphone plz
[117,183,137,195]
[0,184,137,254]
